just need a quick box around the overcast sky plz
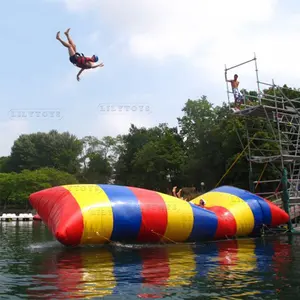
[1,0,300,156]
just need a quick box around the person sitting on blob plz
[199,199,206,207]
[56,28,104,81]
[172,186,187,201]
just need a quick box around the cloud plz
[95,109,154,138]
[57,0,300,103]
[0,120,30,157]
[127,0,278,61]
[60,0,278,60]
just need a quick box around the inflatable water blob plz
[29,184,289,246]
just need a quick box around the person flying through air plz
[56,28,104,81]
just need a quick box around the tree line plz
[1,84,299,209]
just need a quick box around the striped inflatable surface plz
[29,184,289,246]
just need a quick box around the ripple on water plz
[1,223,300,299]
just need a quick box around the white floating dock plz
[0,213,34,221]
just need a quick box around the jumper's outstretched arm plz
[77,68,85,81]
[77,63,104,81]
[91,62,104,69]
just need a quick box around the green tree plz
[6,130,83,174]
[114,123,186,190]
[0,172,17,209]
[82,153,113,184]
[132,125,186,190]
[176,96,278,190]
[0,168,78,210]
[2,84,296,199]
[177,97,230,189]
[0,156,9,172]
[79,136,116,183]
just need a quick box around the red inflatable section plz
[208,206,237,239]
[29,186,84,246]
[129,187,168,243]
[265,199,290,227]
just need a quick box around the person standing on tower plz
[225,72,244,110]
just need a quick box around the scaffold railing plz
[224,54,300,213]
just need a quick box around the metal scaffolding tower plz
[225,55,300,229]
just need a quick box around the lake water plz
[1,221,300,299]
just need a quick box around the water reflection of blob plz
[211,238,293,299]
[136,245,197,299]
[81,248,116,297]
[193,242,220,277]
[137,247,171,299]
[207,239,261,299]
[211,239,257,272]
[26,238,294,299]
[137,243,219,291]
[254,238,276,273]
[140,248,170,286]
[271,238,293,296]
[143,245,196,285]
[28,248,116,299]
[166,245,196,286]
[28,251,83,299]
[272,238,292,275]
[221,239,257,272]
[254,237,293,294]
[106,245,145,298]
